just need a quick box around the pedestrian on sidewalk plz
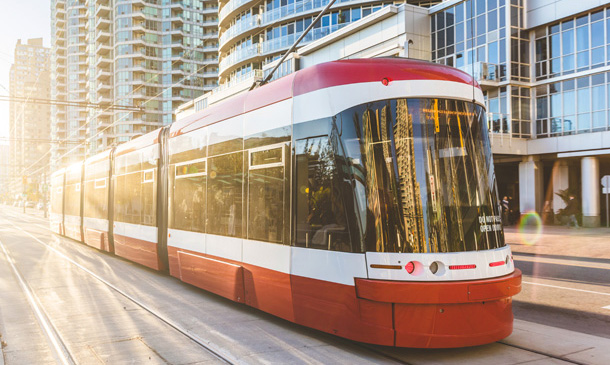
[543,200,553,225]
[502,196,510,225]
[565,195,579,228]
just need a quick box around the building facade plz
[182,0,610,227]
[430,0,610,227]
[218,0,441,86]
[51,0,87,170]
[0,144,10,202]
[8,38,51,201]
[51,0,220,169]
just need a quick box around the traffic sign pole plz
[602,176,610,228]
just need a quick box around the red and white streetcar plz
[50,58,521,348]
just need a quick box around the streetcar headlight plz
[429,261,446,276]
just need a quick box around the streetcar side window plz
[114,145,158,227]
[84,159,109,220]
[244,124,291,245]
[247,144,286,244]
[293,117,352,252]
[207,118,244,238]
[141,147,158,226]
[169,127,207,233]
[173,158,207,233]
[50,174,64,215]
[64,165,82,217]
[116,151,142,225]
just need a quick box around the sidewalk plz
[505,225,610,260]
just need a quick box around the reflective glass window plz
[576,26,588,51]
[564,90,576,115]
[578,113,591,131]
[476,0,485,15]
[577,51,589,69]
[84,159,110,220]
[295,99,504,254]
[591,47,604,66]
[562,29,574,55]
[550,33,560,58]
[456,2,464,23]
[488,10,497,32]
[294,120,351,252]
[591,21,604,48]
[550,93,561,117]
[114,146,158,226]
[169,128,208,233]
[65,165,82,217]
[51,174,64,215]
[207,119,244,238]
[247,143,288,244]
[563,54,575,72]
[456,23,464,43]
[477,15,486,36]
[593,111,606,130]
[578,88,590,114]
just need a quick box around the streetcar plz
[49,58,522,348]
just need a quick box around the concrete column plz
[581,156,600,227]
[552,160,569,215]
[519,156,543,214]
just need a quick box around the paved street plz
[506,225,610,339]
[0,206,609,364]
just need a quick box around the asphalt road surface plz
[1,206,608,364]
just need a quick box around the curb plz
[508,319,610,365]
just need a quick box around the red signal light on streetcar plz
[489,260,505,267]
[448,264,477,270]
[381,77,391,86]
[405,261,415,274]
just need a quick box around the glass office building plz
[430,0,610,227]
[179,0,610,227]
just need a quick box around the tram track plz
[349,339,589,365]
[0,213,238,365]
[497,341,590,365]
[0,239,75,365]
[0,208,603,365]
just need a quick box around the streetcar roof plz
[169,72,295,138]
[84,148,111,166]
[114,128,163,157]
[169,58,478,138]
[66,160,83,173]
[51,167,66,178]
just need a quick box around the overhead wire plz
[0,95,142,111]
[17,4,211,169]
[25,58,214,178]
[19,0,320,179]
[20,44,214,177]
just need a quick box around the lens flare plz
[517,212,543,246]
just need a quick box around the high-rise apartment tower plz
[51,0,219,169]
[8,38,51,200]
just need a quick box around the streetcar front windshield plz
[294,98,504,253]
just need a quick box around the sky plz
[0,1,51,139]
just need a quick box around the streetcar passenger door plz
[294,136,350,252]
